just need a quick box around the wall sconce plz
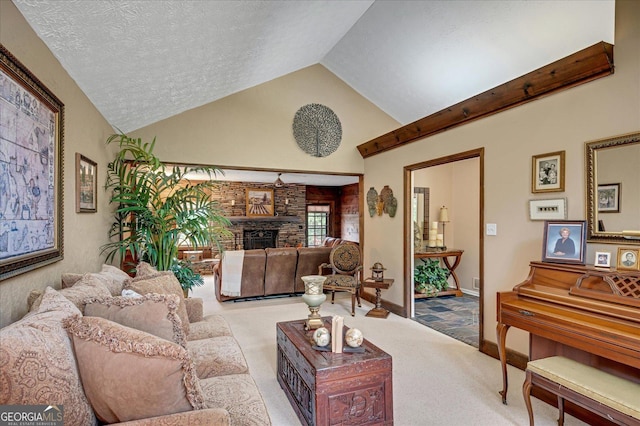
[439,206,450,249]
[285,198,289,205]
[231,199,235,206]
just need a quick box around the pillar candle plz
[431,221,439,230]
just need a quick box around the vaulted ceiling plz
[14,0,614,134]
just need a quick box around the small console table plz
[414,249,464,297]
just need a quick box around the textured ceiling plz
[13,0,614,135]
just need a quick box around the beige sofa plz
[0,264,271,425]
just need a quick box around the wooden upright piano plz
[497,261,640,424]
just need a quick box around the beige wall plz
[363,0,640,354]
[0,1,115,327]
[451,158,480,293]
[130,64,399,175]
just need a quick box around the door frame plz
[403,148,485,349]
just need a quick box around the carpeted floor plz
[414,294,479,348]
[193,278,587,426]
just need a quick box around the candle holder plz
[301,275,327,330]
[439,206,450,250]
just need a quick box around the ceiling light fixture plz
[274,173,285,188]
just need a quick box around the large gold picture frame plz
[0,45,65,280]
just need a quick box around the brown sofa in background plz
[214,238,351,302]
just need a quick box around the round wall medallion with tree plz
[292,103,342,157]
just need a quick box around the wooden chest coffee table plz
[276,318,393,426]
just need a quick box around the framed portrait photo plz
[542,220,586,265]
[617,248,639,271]
[76,153,97,213]
[246,188,274,217]
[594,251,611,268]
[597,183,620,213]
[532,151,565,193]
[0,46,64,280]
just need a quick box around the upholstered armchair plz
[318,242,362,316]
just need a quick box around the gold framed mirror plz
[585,131,640,245]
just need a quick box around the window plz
[307,205,330,247]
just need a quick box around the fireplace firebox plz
[243,230,278,249]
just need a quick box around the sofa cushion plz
[124,272,190,338]
[28,274,112,313]
[295,246,332,292]
[63,315,206,424]
[0,287,97,426]
[200,374,271,426]
[186,336,249,378]
[136,261,159,277]
[84,293,187,348]
[62,264,131,294]
[264,247,297,295]
[188,314,233,340]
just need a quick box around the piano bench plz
[523,356,640,426]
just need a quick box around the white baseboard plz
[461,288,479,297]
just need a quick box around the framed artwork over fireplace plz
[246,188,274,217]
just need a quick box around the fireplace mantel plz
[228,216,301,223]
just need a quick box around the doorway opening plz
[404,148,485,350]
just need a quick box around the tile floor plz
[413,294,479,348]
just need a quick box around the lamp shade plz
[439,206,450,223]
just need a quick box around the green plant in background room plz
[414,259,450,296]
[170,261,205,297]
[102,133,231,293]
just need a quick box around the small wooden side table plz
[362,278,394,318]
[191,258,219,275]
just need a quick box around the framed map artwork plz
[0,45,65,280]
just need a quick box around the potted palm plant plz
[101,133,232,294]
[414,259,450,297]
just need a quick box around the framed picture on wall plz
[542,220,586,265]
[76,153,97,213]
[246,188,274,217]
[597,183,620,213]
[528,198,567,220]
[0,45,65,280]
[532,151,565,193]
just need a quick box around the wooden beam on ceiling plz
[357,41,614,158]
